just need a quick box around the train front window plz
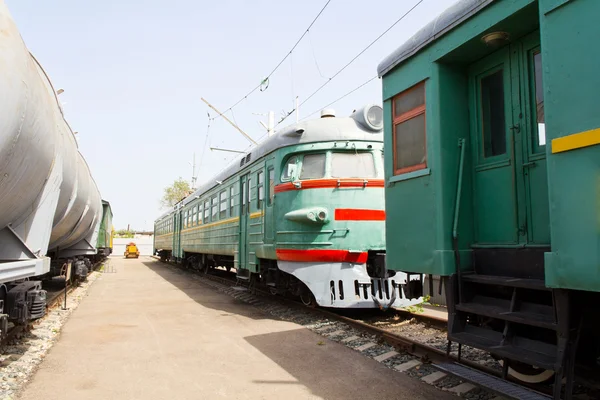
[300,153,325,180]
[281,156,298,181]
[331,152,376,178]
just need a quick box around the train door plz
[264,160,275,243]
[172,211,181,260]
[468,33,549,247]
[238,174,250,270]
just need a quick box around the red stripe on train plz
[334,209,386,221]
[276,249,368,263]
[274,178,384,193]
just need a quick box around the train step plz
[456,300,557,330]
[449,326,558,370]
[461,273,549,291]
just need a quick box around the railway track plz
[154,257,599,399]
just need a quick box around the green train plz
[154,105,422,309]
[378,0,599,398]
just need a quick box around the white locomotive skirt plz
[278,260,424,309]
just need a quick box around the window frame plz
[267,167,275,207]
[247,178,252,213]
[257,171,264,209]
[229,186,235,217]
[203,200,210,222]
[211,195,218,221]
[281,156,298,182]
[392,81,427,175]
[219,190,227,219]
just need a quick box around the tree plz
[114,229,134,238]
[161,177,192,208]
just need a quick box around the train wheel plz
[300,289,316,307]
[499,360,555,383]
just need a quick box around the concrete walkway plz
[18,257,455,400]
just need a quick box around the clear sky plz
[6,0,456,231]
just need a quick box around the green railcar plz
[154,105,422,309]
[378,0,600,396]
[95,200,113,260]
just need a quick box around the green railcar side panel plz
[539,0,600,291]
[381,0,542,276]
[96,201,113,248]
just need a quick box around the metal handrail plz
[453,138,466,303]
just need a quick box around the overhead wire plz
[211,0,332,121]
[308,30,330,80]
[276,0,424,126]
[300,75,379,121]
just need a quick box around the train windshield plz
[331,152,376,178]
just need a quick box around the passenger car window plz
[219,191,227,219]
[300,154,325,180]
[331,152,376,178]
[281,156,298,181]
[229,186,235,216]
[392,81,426,174]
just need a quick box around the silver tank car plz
[0,1,102,282]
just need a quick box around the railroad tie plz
[355,342,377,352]
[421,371,447,384]
[394,359,422,372]
[373,351,398,362]
[340,335,360,343]
[446,382,476,395]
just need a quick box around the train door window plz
[230,186,235,216]
[481,70,507,157]
[203,200,210,223]
[219,190,227,219]
[300,153,325,179]
[184,210,188,228]
[211,195,218,221]
[281,156,298,181]
[247,178,252,213]
[242,180,247,216]
[257,171,264,208]
[267,168,274,206]
[532,51,545,147]
[193,206,197,226]
[392,81,426,175]
[331,152,376,178]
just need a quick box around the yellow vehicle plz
[124,242,140,258]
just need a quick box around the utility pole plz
[189,153,198,189]
[201,97,258,145]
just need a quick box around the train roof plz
[155,105,383,222]
[377,0,493,77]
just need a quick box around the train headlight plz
[284,207,329,224]
[352,104,383,132]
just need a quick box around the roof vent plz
[321,109,335,118]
